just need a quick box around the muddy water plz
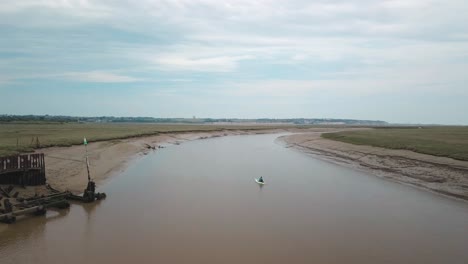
[1,134,468,264]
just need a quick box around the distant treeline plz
[0,115,388,126]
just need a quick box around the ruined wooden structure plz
[0,191,70,223]
[0,150,107,224]
[0,182,107,224]
[67,181,106,203]
[0,154,46,186]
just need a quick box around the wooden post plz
[85,139,91,182]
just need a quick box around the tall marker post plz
[84,137,91,182]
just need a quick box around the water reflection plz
[0,207,70,248]
[84,201,101,234]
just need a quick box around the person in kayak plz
[258,176,264,183]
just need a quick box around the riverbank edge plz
[279,132,468,202]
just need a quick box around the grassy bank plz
[322,127,468,161]
[0,122,294,156]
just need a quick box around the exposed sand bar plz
[280,130,468,201]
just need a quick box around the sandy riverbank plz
[280,130,468,201]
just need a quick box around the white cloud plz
[151,55,252,72]
[61,71,141,83]
[0,0,111,16]
[380,0,433,9]
[0,70,141,83]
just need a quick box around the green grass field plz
[322,127,468,161]
[0,122,293,156]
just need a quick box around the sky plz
[0,0,467,124]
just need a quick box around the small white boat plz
[255,178,265,185]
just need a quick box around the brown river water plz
[1,134,468,264]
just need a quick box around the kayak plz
[255,178,265,185]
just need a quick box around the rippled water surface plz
[1,134,468,263]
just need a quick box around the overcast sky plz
[1,0,467,124]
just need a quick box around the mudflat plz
[280,130,468,201]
